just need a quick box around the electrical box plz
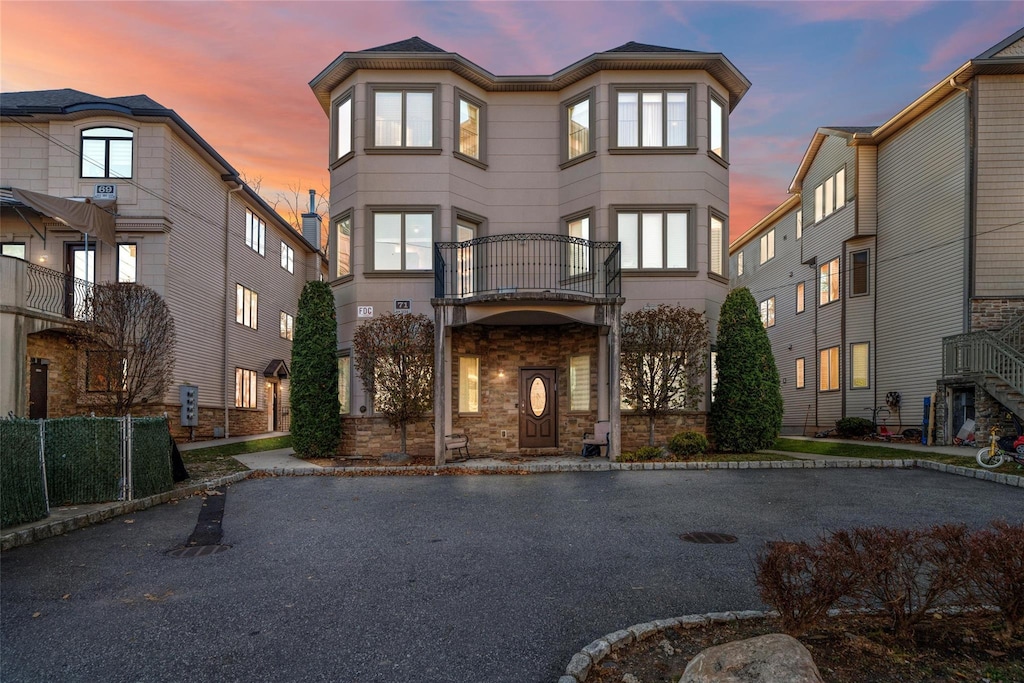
[179,384,199,427]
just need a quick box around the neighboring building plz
[0,89,323,439]
[730,29,1024,442]
[309,37,751,460]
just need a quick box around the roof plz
[0,89,320,255]
[310,37,751,114]
[821,126,876,136]
[605,41,696,54]
[363,36,446,53]
[729,195,801,252]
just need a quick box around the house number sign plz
[357,306,373,318]
[394,300,411,313]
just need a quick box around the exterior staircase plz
[942,313,1024,422]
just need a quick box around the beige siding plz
[876,92,968,416]
[974,75,1024,297]
[856,145,877,236]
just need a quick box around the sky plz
[2,0,1022,240]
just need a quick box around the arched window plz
[81,127,133,178]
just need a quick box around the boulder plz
[678,633,823,683]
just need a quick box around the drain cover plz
[168,544,231,558]
[679,532,738,544]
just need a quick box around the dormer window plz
[81,127,133,179]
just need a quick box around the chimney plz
[301,189,322,251]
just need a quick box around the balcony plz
[433,234,621,302]
[0,255,94,321]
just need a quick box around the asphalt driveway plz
[2,468,1020,682]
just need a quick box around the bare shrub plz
[965,521,1024,640]
[755,537,858,636]
[833,525,969,641]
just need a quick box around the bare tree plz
[237,170,264,195]
[275,181,330,236]
[620,304,709,446]
[352,313,434,454]
[82,283,177,416]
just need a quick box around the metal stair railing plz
[943,330,1024,404]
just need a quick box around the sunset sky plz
[2,1,1022,239]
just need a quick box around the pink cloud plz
[922,4,1024,72]
[730,172,792,242]
[753,0,931,25]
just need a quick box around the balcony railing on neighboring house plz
[0,255,94,321]
[434,234,621,301]
[942,315,1024,412]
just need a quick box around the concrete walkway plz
[176,431,289,452]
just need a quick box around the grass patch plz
[178,435,292,483]
[620,451,797,463]
[773,438,1023,474]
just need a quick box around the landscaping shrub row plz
[619,431,709,462]
[756,522,1024,641]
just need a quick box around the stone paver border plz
[0,471,251,551]
[3,459,1019,552]
[558,609,776,682]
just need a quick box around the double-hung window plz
[333,89,353,162]
[796,209,803,239]
[709,89,727,160]
[813,167,846,223]
[851,250,869,296]
[760,297,775,328]
[759,229,775,264]
[851,343,869,389]
[796,282,805,313]
[612,86,693,150]
[235,368,258,408]
[236,284,258,329]
[81,127,133,178]
[616,208,692,270]
[335,214,351,278]
[819,257,840,305]
[570,355,590,411]
[459,356,480,414]
[338,355,351,415]
[562,89,594,164]
[117,243,137,282]
[736,251,744,276]
[709,211,726,277]
[281,242,294,273]
[280,312,294,340]
[455,89,486,166]
[371,210,433,271]
[819,347,840,392]
[245,209,265,255]
[369,85,438,150]
[795,358,805,389]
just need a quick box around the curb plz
[558,609,776,682]
[0,471,252,552]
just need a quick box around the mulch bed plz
[587,612,1023,683]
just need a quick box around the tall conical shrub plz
[290,281,340,458]
[709,287,783,452]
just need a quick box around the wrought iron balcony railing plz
[433,234,621,300]
[0,255,94,320]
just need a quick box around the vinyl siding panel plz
[166,133,231,408]
[974,75,1024,297]
[844,236,876,419]
[856,146,877,236]
[875,92,968,418]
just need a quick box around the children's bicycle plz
[976,426,1024,468]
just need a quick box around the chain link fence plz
[1,416,174,528]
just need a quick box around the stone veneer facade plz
[971,297,1024,332]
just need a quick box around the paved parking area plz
[2,468,1020,682]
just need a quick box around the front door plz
[265,381,277,431]
[29,359,48,419]
[519,367,557,448]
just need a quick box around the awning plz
[263,360,290,378]
[11,187,117,247]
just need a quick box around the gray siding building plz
[731,29,1024,443]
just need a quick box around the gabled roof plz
[605,41,695,54]
[0,89,319,254]
[363,36,446,53]
[310,37,751,113]
[729,195,801,253]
